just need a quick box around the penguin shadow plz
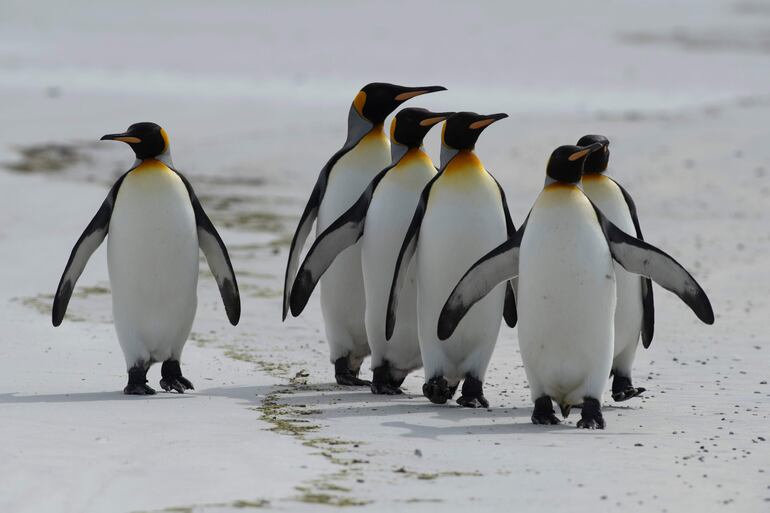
[197,385,276,404]
[380,418,572,439]
[0,390,189,403]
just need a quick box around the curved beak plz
[100,132,141,144]
[394,85,447,101]
[469,112,508,130]
[419,111,455,127]
[568,141,605,161]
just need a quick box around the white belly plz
[518,186,615,405]
[361,151,435,372]
[582,175,643,359]
[317,130,391,361]
[416,163,507,384]
[108,162,199,366]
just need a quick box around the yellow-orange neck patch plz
[397,148,432,168]
[443,150,483,176]
[134,158,172,174]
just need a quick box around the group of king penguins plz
[52,82,713,429]
[282,82,715,429]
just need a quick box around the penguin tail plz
[559,403,571,418]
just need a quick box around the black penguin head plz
[441,112,508,151]
[352,83,447,125]
[546,143,606,183]
[390,108,454,148]
[101,122,169,159]
[577,134,610,174]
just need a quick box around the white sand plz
[0,1,768,512]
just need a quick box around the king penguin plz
[288,108,453,394]
[283,83,446,386]
[438,142,714,428]
[53,122,240,395]
[578,134,654,401]
[387,112,518,407]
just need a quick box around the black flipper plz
[385,172,442,340]
[175,171,241,326]
[590,200,714,325]
[282,141,363,321]
[494,177,518,328]
[610,177,655,348]
[289,165,393,317]
[437,218,528,341]
[52,172,128,326]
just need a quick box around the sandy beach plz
[0,1,768,511]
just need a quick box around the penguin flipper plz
[591,202,714,325]
[611,177,655,347]
[282,143,360,321]
[437,221,526,341]
[52,173,128,327]
[175,172,241,326]
[289,166,392,317]
[386,172,442,340]
[494,177,518,328]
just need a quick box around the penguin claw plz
[160,378,193,394]
[576,417,605,429]
[335,374,371,387]
[532,412,561,425]
[371,381,403,395]
[456,395,489,408]
[612,387,646,402]
[124,383,156,395]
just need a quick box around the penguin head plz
[352,83,447,125]
[546,143,606,183]
[577,134,610,174]
[441,112,508,151]
[101,122,169,160]
[390,108,454,148]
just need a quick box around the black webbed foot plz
[456,374,489,408]
[124,364,156,395]
[160,360,194,394]
[531,395,560,425]
[576,397,605,429]
[612,375,645,402]
[422,376,454,404]
[371,363,403,395]
[334,357,371,387]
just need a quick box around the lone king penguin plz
[53,122,240,395]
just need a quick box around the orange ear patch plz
[353,91,367,115]
[160,127,170,152]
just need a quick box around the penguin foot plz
[124,364,155,395]
[531,396,560,425]
[456,375,489,408]
[334,357,371,387]
[612,387,646,402]
[371,364,403,395]
[422,376,454,404]
[611,375,645,402]
[371,381,403,395]
[124,383,156,395]
[576,397,605,429]
[160,360,194,394]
